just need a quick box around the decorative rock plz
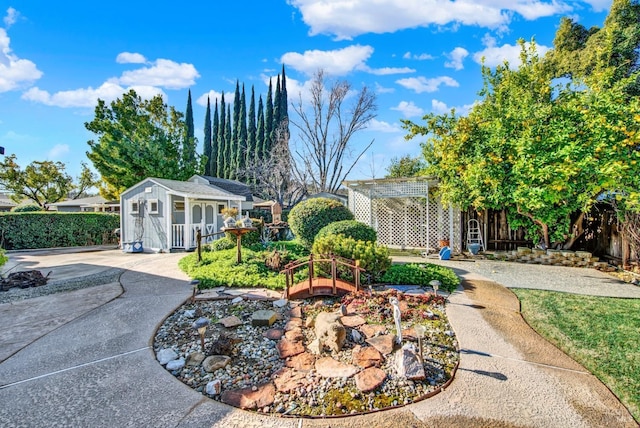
[355,367,386,392]
[315,357,359,378]
[166,358,185,371]
[359,324,386,338]
[284,328,304,342]
[351,329,363,343]
[285,352,315,371]
[276,339,305,358]
[287,306,302,318]
[231,296,244,304]
[272,368,310,393]
[396,344,425,380]
[252,310,277,327]
[263,328,284,340]
[219,315,243,328]
[285,318,303,331]
[315,312,346,352]
[221,382,276,410]
[186,351,205,366]
[339,304,348,316]
[340,315,366,328]
[273,298,288,308]
[206,379,222,395]
[307,338,321,355]
[366,334,396,355]
[183,309,196,318]
[157,348,178,365]
[352,345,383,368]
[203,355,231,372]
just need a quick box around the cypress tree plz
[234,84,247,179]
[273,75,281,133]
[183,89,197,168]
[217,93,226,178]
[265,79,274,158]
[224,105,232,178]
[247,86,257,168]
[256,95,265,164]
[203,97,212,176]
[211,98,219,177]
[280,65,289,141]
[230,81,241,176]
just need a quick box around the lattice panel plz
[348,189,372,226]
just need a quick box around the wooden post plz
[285,268,290,299]
[308,254,314,296]
[236,233,242,264]
[354,260,361,292]
[196,229,202,263]
[331,255,337,295]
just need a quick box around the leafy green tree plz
[85,90,201,199]
[211,98,219,177]
[0,155,98,209]
[203,96,212,176]
[385,155,426,178]
[403,40,640,248]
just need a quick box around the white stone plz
[166,358,185,371]
[157,348,178,365]
[231,296,243,304]
[183,309,196,318]
[273,298,288,308]
[206,379,222,395]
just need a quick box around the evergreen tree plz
[203,97,212,176]
[182,89,197,171]
[235,84,247,179]
[280,65,289,140]
[224,105,232,178]
[230,81,241,176]
[274,75,281,133]
[217,93,226,178]
[265,79,274,158]
[211,98,219,177]
[247,86,257,168]
[256,95,265,164]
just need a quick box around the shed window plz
[149,199,159,214]
[174,201,185,212]
[130,201,139,214]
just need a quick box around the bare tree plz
[241,121,307,208]
[291,70,377,193]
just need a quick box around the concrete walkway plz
[0,250,637,427]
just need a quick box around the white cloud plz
[196,90,234,107]
[281,45,374,76]
[117,58,199,89]
[22,83,165,108]
[396,76,459,93]
[365,118,402,133]
[444,47,469,70]
[116,52,147,64]
[0,28,43,92]
[3,7,19,27]
[431,98,476,115]
[403,52,435,61]
[473,39,550,67]
[581,0,611,12]
[289,0,570,40]
[375,82,394,94]
[391,101,425,118]
[363,66,415,75]
[48,144,70,159]
[21,55,196,108]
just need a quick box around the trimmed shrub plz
[11,204,43,212]
[288,198,354,248]
[0,212,120,250]
[380,263,460,293]
[205,237,235,252]
[0,249,7,267]
[315,220,377,243]
[312,234,391,283]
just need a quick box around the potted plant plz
[438,238,450,248]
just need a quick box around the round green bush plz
[11,204,43,212]
[315,220,377,243]
[288,198,354,248]
[206,237,235,251]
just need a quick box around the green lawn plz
[512,289,640,422]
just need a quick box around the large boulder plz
[314,311,346,353]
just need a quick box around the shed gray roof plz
[198,176,254,202]
[148,177,245,200]
[51,196,118,207]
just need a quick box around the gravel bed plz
[0,267,124,304]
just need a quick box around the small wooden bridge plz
[281,254,365,299]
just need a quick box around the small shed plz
[120,175,252,253]
[343,177,462,253]
[50,196,120,213]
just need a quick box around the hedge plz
[288,198,354,248]
[0,212,120,250]
[315,220,377,243]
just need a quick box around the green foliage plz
[514,289,640,422]
[0,248,7,267]
[203,96,212,176]
[380,263,460,293]
[315,220,377,243]
[178,248,286,289]
[288,198,354,247]
[385,155,426,178]
[85,90,203,200]
[205,237,235,252]
[312,234,391,282]
[223,219,263,246]
[0,212,120,250]
[12,204,43,212]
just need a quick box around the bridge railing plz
[280,254,364,299]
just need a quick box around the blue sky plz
[0,1,610,181]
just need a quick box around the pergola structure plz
[342,177,462,253]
